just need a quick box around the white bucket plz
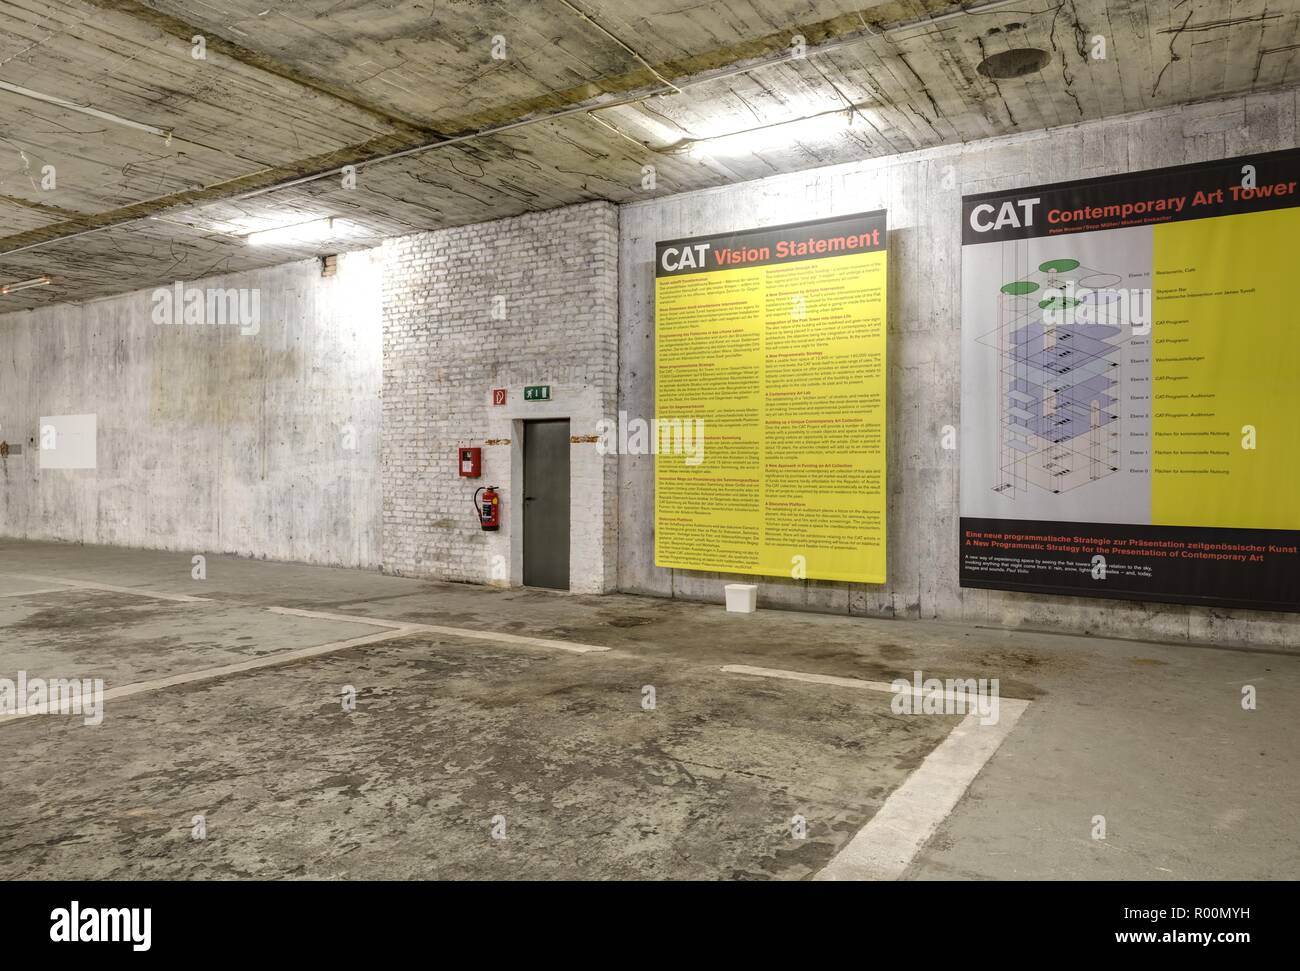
[724,583,758,613]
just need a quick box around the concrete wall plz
[0,253,383,568]
[619,88,1300,649]
[6,88,1298,648]
[380,201,619,592]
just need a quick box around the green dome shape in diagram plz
[1038,294,1081,310]
[1000,281,1039,295]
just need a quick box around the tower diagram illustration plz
[975,257,1124,498]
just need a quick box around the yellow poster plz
[653,212,888,583]
[1150,208,1300,530]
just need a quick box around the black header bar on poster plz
[655,210,886,277]
[961,147,1300,245]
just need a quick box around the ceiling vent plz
[977,47,1051,80]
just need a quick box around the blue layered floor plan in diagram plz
[976,256,1125,499]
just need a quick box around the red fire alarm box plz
[458,447,481,478]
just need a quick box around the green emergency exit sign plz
[524,385,551,401]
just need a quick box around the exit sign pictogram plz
[524,385,551,401]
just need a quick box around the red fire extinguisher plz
[474,486,500,531]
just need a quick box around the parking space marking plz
[722,663,998,706]
[0,573,212,604]
[0,575,609,656]
[0,627,422,727]
[400,623,609,655]
[5,567,1015,879]
[722,663,1029,881]
[722,664,897,693]
[1,590,612,729]
[269,606,610,654]
[817,701,1028,880]
[267,606,408,628]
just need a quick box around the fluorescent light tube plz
[0,276,51,295]
[246,217,336,247]
[690,112,852,157]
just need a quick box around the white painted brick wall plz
[380,201,619,592]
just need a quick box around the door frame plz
[519,417,571,590]
[481,382,612,595]
[508,416,573,591]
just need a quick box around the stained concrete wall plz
[619,88,1300,649]
[0,253,383,568]
[6,87,1298,646]
[380,202,619,592]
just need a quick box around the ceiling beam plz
[79,0,448,139]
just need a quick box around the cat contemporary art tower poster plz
[959,149,1300,612]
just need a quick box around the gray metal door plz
[523,419,570,590]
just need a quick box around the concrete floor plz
[1,538,1296,880]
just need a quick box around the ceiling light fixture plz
[689,109,860,157]
[0,81,172,142]
[245,217,337,247]
[0,276,51,295]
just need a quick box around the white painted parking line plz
[0,573,211,604]
[722,663,897,693]
[0,626,421,727]
[269,605,610,654]
[816,701,1028,880]
[1,588,611,729]
[267,606,408,628]
[0,576,609,655]
[1,609,609,728]
[722,663,998,706]
[721,663,1030,881]
[400,623,609,655]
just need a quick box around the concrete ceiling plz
[2,0,1298,311]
